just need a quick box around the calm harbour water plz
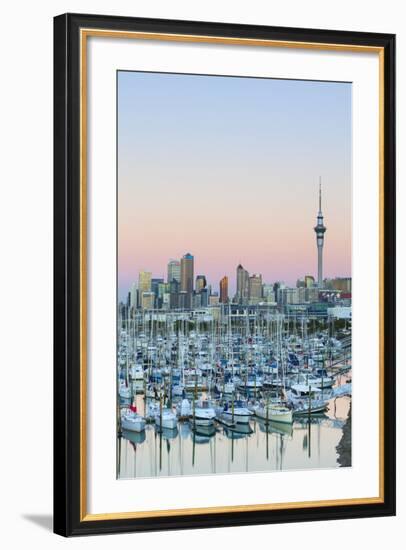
[117,382,351,479]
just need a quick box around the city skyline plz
[118,71,352,301]
[121,249,351,311]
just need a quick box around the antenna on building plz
[319,176,322,213]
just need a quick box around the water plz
[117,390,351,479]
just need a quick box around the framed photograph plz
[54,13,396,536]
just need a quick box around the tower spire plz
[319,176,322,213]
[314,177,326,288]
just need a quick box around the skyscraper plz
[141,292,155,310]
[180,253,194,308]
[138,271,152,310]
[169,279,180,309]
[248,274,263,304]
[195,275,207,293]
[138,271,152,294]
[219,276,228,303]
[314,180,327,288]
[236,264,249,304]
[180,253,194,293]
[167,259,181,284]
[130,282,138,309]
[151,278,164,308]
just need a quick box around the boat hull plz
[193,417,214,427]
[155,415,178,429]
[255,407,293,424]
[221,410,253,424]
[121,417,146,432]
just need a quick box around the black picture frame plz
[54,12,396,536]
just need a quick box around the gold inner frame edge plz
[79,28,385,522]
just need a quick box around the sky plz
[118,70,352,300]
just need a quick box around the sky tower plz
[314,178,326,288]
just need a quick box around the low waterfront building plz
[305,275,315,288]
[328,306,352,319]
[324,277,352,292]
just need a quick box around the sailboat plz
[121,404,146,432]
[252,402,293,424]
[288,384,329,415]
[220,400,254,424]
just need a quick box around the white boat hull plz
[222,410,253,424]
[155,415,178,429]
[193,417,214,427]
[292,400,328,415]
[121,417,146,432]
[119,386,131,399]
[255,407,293,424]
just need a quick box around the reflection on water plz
[118,394,351,479]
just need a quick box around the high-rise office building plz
[249,274,262,304]
[200,288,209,307]
[209,293,219,306]
[162,292,171,310]
[219,276,228,303]
[138,271,152,296]
[314,180,327,288]
[178,291,189,310]
[169,279,180,309]
[180,253,194,292]
[181,253,194,308]
[151,278,164,298]
[236,264,249,303]
[156,281,168,309]
[195,275,207,293]
[167,260,181,284]
[130,282,138,309]
[141,291,155,310]
[263,284,275,303]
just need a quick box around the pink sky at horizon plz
[117,72,352,300]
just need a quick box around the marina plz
[117,307,352,479]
